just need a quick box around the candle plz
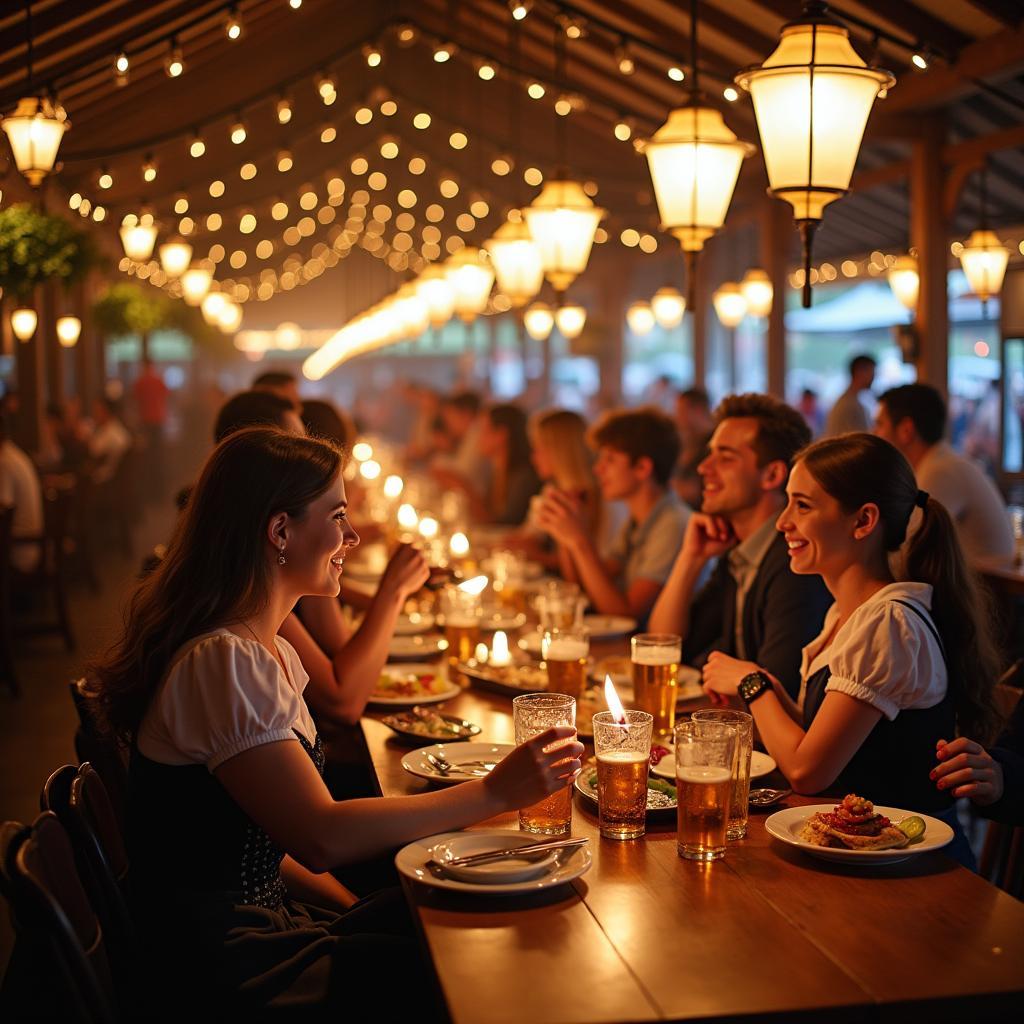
[383,474,404,499]
[604,674,628,724]
[450,531,470,557]
[490,630,511,667]
[458,574,488,596]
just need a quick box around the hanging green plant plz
[0,203,99,299]
[92,282,169,337]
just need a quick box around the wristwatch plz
[738,671,772,706]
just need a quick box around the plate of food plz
[368,664,461,706]
[456,660,549,697]
[651,748,777,781]
[394,612,436,636]
[387,633,446,660]
[574,757,677,819]
[582,614,637,639]
[402,743,515,785]
[765,794,954,865]
[381,707,482,744]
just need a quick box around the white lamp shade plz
[416,267,456,327]
[644,106,753,251]
[1,96,69,186]
[56,315,81,347]
[959,230,1009,302]
[651,286,686,328]
[523,180,605,292]
[713,283,747,328]
[217,298,243,333]
[886,255,919,312]
[626,301,655,335]
[523,302,554,341]
[740,268,774,317]
[555,304,586,339]
[159,239,193,277]
[445,247,495,321]
[485,219,544,307]
[11,307,37,341]
[201,291,228,325]
[181,266,213,305]
[737,21,894,222]
[119,222,158,262]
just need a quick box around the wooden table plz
[362,678,1024,1024]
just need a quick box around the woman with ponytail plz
[702,433,1001,861]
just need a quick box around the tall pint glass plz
[691,709,753,839]
[542,627,589,699]
[630,633,681,738]
[513,692,576,835]
[674,721,736,861]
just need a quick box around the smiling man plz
[649,393,832,698]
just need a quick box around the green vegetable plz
[897,815,926,843]
[648,778,677,800]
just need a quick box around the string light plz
[114,50,129,84]
[98,169,113,189]
[209,179,225,197]
[363,43,383,67]
[477,61,496,81]
[449,130,468,149]
[723,86,739,102]
[380,99,398,116]
[355,106,373,125]
[614,118,632,141]
[174,194,189,214]
[509,0,532,20]
[615,41,635,75]
[277,149,293,172]
[667,66,685,82]
[289,0,302,8]
[189,132,205,157]
[240,161,257,180]
[413,112,431,129]
[527,82,545,99]
[142,155,157,182]
[433,42,455,63]
[321,124,337,143]
[554,96,572,116]
[225,7,242,39]
[230,119,247,144]
[276,97,292,124]
[165,38,184,77]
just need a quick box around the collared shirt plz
[824,387,871,436]
[0,439,43,573]
[608,490,690,590]
[726,517,779,659]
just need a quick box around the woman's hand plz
[932,737,1005,806]
[484,726,584,810]
[702,653,763,706]
[377,543,431,602]
[534,488,586,548]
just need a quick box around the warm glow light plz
[201,291,228,326]
[360,459,382,480]
[458,574,488,596]
[418,516,439,540]
[181,266,213,305]
[416,267,456,327]
[10,307,37,341]
[604,674,627,723]
[886,255,919,312]
[230,121,247,144]
[523,179,605,293]
[485,218,544,307]
[159,239,192,277]
[523,302,554,341]
[450,531,469,557]
[555,304,586,339]
[397,503,418,530]
[1,96,70,186]
[119,222,157,262]
[651,286,685,327]
[433,42,454,62]
[383,475,404,499]
[490,630,511,667]
[445,247,494,322]
[740,268,774,317]
[217,298,243,334]
[56,316,81,347]
[351,441,373,461]
[959,230,1009,303]
[713,282,747,328]
[626,301,655,335]
[277,98,292,124]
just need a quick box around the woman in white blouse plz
[701,433,1000,845]
[89,427,583,1019]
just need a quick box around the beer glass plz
[674,721,736,861]
[513,692,576,835]
[593,710,653,840]
[692,708,753,840]
[441,584,481,671]
[631,633,682,738]
[537,580,584,631]
[490,548,526,612]
[541,626,589,698]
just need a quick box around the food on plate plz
[799,794,911,851]
[372,670,450,699]
[649,744,671,767]
[470,662,549,690]
[383,707,476,738]
[585,769,676,803]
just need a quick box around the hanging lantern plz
[159,238,193,278]
[10,307,37,341]
[523,302,554,341]
[181,266,213,306]
[736,2,895,307]
[119,221,158,262]
[886,255,919,312]
[56,315,81,347]
[201,291,228,326]
[1,96,69,187]
[394,283,430,338]
[485,218,544,307]
[740,268,774,317]
[445,247,495,322]
[651,286,686,328]
[523,179,605,295]
[959,231,1009,305]
[555,304,586,339]
[626,301,655,335]
[217,298,243,334]
[416,266,456,328]
[712,282,747,328]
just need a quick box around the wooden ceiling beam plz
[960,1,1024,30]
[831,0,969,59]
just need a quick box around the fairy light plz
[355,106,373,125]
[433,41,455,62]
[209,179,225,198]
[165,39,184,77]
[477,62,496,80]
[142,156,157,182]
[527,82,545,99]
[190,133,206,157]
[226,7,242,39]
[98,169,113,189]
[277,97,292,124]
[413,112,431,129]
[363,43,383,67]
[277,150,293,172]
[230,119,247,144]
[667,66,685,82]
[240,162,257,180]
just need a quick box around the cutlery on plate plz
[434,836,589,868]
[424,753,493,777]
[748,787,791,807]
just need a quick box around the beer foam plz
[675,766,732,784]
[596,750,650,765]
[632,646,680,666]
[544,638,588,661]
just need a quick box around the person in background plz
[701,433,1001,868]
[403,384,443,464]
[430,391,489,496]
[0,412,43,573]
[647,374,678,415]
[302,399,356,449]
[133,359,170,500]
[536,407,687,624]
[824,354,876,436]
[650,394,831,699]
[88,396,133,484]
[215,390,304,440]
[673,387,715,509]
[253,369,301,409]
[476,404,540,525]
[874,383,1013,562]
[36,402,66,472]
[797,388,824,437]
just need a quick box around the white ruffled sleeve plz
[824,602,946,721]
[148,633,305,770]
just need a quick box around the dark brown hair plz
[798,432,1001,742]
[714,393,810,470]
[587,406,681,486]
[301,398,356,449]
[88,427,343,740]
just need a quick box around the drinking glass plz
[674,721,737,861]
[490,548,526,612]
[593,710,653,840]
[441,584,481,671]
[691,709,754,840]
[631,633,682,739]
[537,580,584,630]
[541,626,589,698]
[512,692,576,835]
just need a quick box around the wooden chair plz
[0,812,118,1023]
[0,504,17,695]
[67,681,129,832]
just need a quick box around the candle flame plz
[458,574,488,596]
[474,641,489,663]
[604,674,627,724]
[397,503,418,529]
[418,516,439,539]
[490,630,510,666]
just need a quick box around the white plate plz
[582,614,637,638]
[764,805,954,865]
[396,829,591,894]
[428,834,558,884]
[402,742,516,785]
[394,612,436,636]
[367,664,460,706]
[652,748,777,781]
[387,634,446,660]
[587,670,704,705]
[480,611,528,632]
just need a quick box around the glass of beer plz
[692,708,753,840]
[541,627,589,698]
[512,692,576,835]
[441,584,481,671]
[631,633,682,739]
[593,710,653,840]
[674,721,736,861]
[537,581,584,630]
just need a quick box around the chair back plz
[0,505,17,696]
[41,481,75,575]
[1,812,118,1023]
[68,680,129,829]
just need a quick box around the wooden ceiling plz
[1,0,1022,326]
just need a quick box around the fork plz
[425,753,492,777]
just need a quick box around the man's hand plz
[535,487,587,549]
[680,513,737,565]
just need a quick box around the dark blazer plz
[681,532,833,699]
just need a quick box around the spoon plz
[748,787,791,808]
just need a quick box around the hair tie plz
[915,489,929,509]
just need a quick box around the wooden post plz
[911,118,949,394]
[41,280,63,407]
[12,287,45,453]
[74,277,95,407]
[597,268,627,405]
[761,197,790,400]
[691,250,706,389]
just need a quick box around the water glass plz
[512,693,576,835]
[691,709,754,840]
[593,710,654,840]
[674,721,737,862]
